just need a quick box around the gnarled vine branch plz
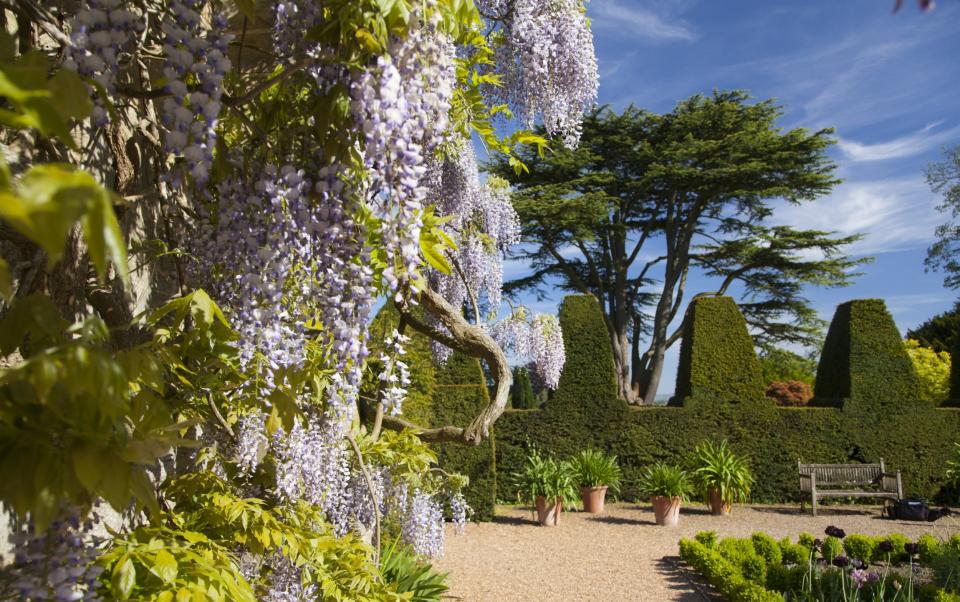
[387,285,512,446]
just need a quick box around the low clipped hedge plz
[495,295,960,504]
[679,538,782,602]
[684,530,960,601]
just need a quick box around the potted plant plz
[515,450,577,526]
[569,449,621,514]
[690,439,753,516]
[638,462,691,526]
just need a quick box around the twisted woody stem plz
[389,285,512,446]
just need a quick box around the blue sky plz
[500,0,960,396]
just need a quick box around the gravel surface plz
[434,503,960,602]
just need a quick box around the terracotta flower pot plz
[651,495,682,526]
[535,495,563,526]
[581,486,609,514]
[708,488,732,516]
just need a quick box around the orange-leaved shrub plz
[765,380,813,406]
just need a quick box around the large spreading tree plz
[490,92,866,404]
[925,143,960,290]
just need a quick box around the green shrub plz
[751,533,783,567]
[719,538,767,584]
[679,539,782,602]
[765,563,805,593]
[950,334,960,407]
[696,530,718,549]
[798,532,816,548]
[778,538,810,566]
[918,533,942,564]
[673,296,766,405]
[842,534,876,562]
[820,536,843,563]
[813,299,922,410]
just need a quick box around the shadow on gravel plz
[655,556,722,602]
[492,514,534,526]
[749,505,879,517]
[587,515,656,526]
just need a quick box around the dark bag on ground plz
[886,499,951,521]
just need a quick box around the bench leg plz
[800,498,805,514]
[811,495,818,517]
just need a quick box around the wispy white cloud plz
[772,177,940,256]
[589,0,697,42]
[838,122,960,162]
[885,292,952,316]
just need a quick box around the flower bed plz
[680,527,960,601]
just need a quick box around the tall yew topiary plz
[950,334,960,407]
[672,296,766,406]
[813,299,922,410]
[511,366,536,409]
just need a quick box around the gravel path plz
[434,503,960,602]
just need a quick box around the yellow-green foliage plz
[843,534,876,562]
[905,339,951,404]
[673,296,766,406]
[679,539,782,602]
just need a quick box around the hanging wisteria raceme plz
[192,165,315,386]
[274,413,355,536]
[399,486,445,558]
[490,311,565,389]
[449,490,469,535]
[160,0,232,184]
[490,0,599,147]
[63,0,143,127]
[530,314,565,389]
[351,8,455,298]
[3,508,104,601]
[378,330,411,417]
[234,410,268,475]
[273,0,323,59]
[263,552,318,602]
[311,162,377,422]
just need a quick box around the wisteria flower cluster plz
[490,0,599,147]
[64,0,143,126]
[351,8,455,297]
[273,0,323,59]
[2,508,104,601]
[160,0,232,184]
[378,330,412,416]
[491,311,566,389]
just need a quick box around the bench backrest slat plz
[798,462,882,485]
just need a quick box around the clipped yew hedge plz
[495,295,960,504]
[673,296,765,406]
[813,299,922,410]
[365,306,496,520]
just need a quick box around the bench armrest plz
[880,471,902,497]
[799,472,815,493]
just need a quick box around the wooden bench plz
[798,460,902,516]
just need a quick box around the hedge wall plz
[365,306,496,520]
[950,334,960,408]
[495,295,960,505]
